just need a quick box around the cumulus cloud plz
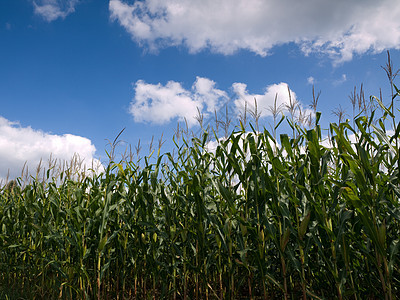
[0,116,102,183]
[233,82,313,121]
[109,0,400,62]
[33,0,79,22]
[130,77,312,126]
[130,77,228,126]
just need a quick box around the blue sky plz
[1,0,400,181]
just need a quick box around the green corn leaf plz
[372,124,396,153]
[378,221,386,250]
[280,134,293,158]
[98,235,107,252]
[299,212,311,239]
[373,95,394,118]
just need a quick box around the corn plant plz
[1,64,400,299]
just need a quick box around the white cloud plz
[0,116,102,183]
[307,76,315,85]
[130,77,313,126]
[109,0,400,62]
[130,77,228,126]
[233,82,313,121]
[33,0,79,22]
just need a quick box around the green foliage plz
[1,81,400,299]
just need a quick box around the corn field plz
[1,77,400,298]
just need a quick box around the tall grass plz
[1,61,400,299]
